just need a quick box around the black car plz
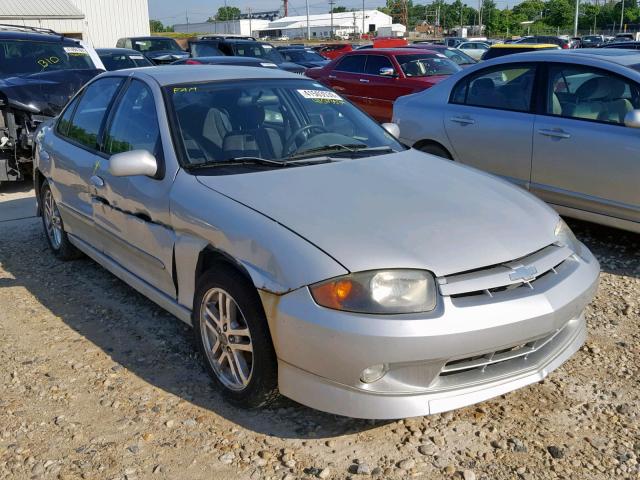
[116,36,188,64]
[97,48,154,71]
[600,41,640,50]
[0,25,103,185]
[276,48,329,68]
[171,56,278,68]
[516,35,573,49]
[187,38,306,74]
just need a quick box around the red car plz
[305,49,461,122]
[315,43,353,60]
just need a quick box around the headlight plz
[310,269,437,314]
[554,219,583,256]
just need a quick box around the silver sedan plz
[393,49,640,234]
[34,65,599,419]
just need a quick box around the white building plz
[173,19,270,37]
[0,0,150,48]
[258,10,392,39]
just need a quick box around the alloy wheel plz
[43,188,63,249]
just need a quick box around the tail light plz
[562,44,569,49]
[185,59,202,64]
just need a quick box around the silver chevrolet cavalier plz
[34,66,600,419]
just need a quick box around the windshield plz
[191,43,223,57]
[0,40,96,75]
[132,38,181,52]
[233,43,285,63]
[396,54,461,77]
[100,52,153,70]
[168,79,403,167]
[582,36,601,42]
[442,48,476,65]
[282,50,326,62]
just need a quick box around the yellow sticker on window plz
[173,87,198,94]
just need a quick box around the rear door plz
[327,55,368,111]
[443,63,538,188]
[91,78,177,296]
[48,77,123,249]
[531,62,640,223]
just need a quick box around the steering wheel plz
[283,124,328,155]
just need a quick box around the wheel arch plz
[412,139,454,160]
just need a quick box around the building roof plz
[267,10,389,29]
[0,0,84,19]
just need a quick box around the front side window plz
[364,55,394,76]
[546,64,640,124]
[168,79,403,167]
[57,96,81,136]
[104,80,160,155]
[451,65,536,112]
[395,54,460,77]
[335,55,366,73]
[0,40,96,75]
[64,78,122,149]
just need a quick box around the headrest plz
[236,94,280,106]
[576,76,619,100]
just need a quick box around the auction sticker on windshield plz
[297,89,344,104]
[63,46,88,56]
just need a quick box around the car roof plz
[541,48,640,66]
[490,43,559,49]
[126,36,173,41]
[345,48,440,56]
[0,29,74,43]
[189,56,264,63]
[109,64,305,86]
[97,48,141,55]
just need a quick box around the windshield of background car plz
[133,38,181,52]
[100,53,153,70]
[0,40,96,75]
[233,43,281,62]
[396,54,461,77]
[283,50,326,62]
[167,79,403,166]
[442,48,476,65]
[191,43,223,57]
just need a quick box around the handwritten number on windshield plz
[37,56,60,69]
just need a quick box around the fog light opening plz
[360,364,388,383]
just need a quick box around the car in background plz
[172,56,278,69]
[482,43,561,60]
[0,24,104,186]
[34,65,599,420]
[406,43,478,67]
[116,36,189,64]
[97,48,154,71]
[277,48,329,68]
[187,38,305,74]
[315,44,353,60]
[442,37,465,47]
[306,49,460,122]
[456,41,490,60]
[581,35,606,48]
[393,49,640,233]
[600,41,640,50]
[614,32,640,42]
[515,35,575,49]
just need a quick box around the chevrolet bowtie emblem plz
[509,265,538,282]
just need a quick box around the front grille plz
[440,328,562,377]
[438,244,573,299]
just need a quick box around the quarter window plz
[104,80,160,155]
[335,55,366,73]
[57,96,80,136]
[451,65,536,112]
[364,55,394,76]
[546,64,640,124]
[65,78,122,149]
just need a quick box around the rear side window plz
[64,77,122,149]
[104,80,160,155]
[335,55,366,73]
[451,65,536,112]
[364,55,394,75]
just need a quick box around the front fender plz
[170,170,348,310]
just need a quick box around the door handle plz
[90,175,104,188]
[450,116,475,125]
[537,128,570,139]
[359,78,370,83]
[328,75,337,79]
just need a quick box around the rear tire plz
[416,143,453,160]
[193,266,279,408]
[40,180,81,260]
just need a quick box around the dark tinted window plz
[65,78,122,149]
[335,55,366,73]
[191,43,223,57]
[396,54,460,77]
[0,40,96,75]
[364,55,394,75]
[100,53,153,70]
[104,80,160,155]
[483,46,556,60]
[451,65,536,112]
[57,96,80,136]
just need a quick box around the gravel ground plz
[0,185,638,480]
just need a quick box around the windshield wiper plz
[186,156,331,170]
[288,144,396,160]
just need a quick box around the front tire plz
[193,266,278,408]
[40,180,81,260]
[416,143,453,160]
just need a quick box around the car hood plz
[296,60,330,68]
[196,150,559,277]
[0,69,103,116]
[144,50,189,63]
[277,61,307,73]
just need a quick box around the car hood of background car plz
[144,50,189,63]
[196,150,559,277]
[0,69,103,116]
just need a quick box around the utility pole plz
[186,9,189,33]
[620,0,625,33]
[248,7,252,38]
[362,0,365,39]
[573,0,579,37]
[306,0,310,39]
[329,0,335,39]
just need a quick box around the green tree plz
[211,6,241,22]
[149,19,165,32]
[544,0,573,27]
[331,6,348,13]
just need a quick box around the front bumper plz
[259,247,599,419]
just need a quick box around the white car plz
[456,41,490,60]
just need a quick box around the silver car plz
[393,49,640,234]
[34,66,599,419]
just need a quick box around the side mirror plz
[379,67,396,77]
[381,122,400,138]
[624,109,640,128]
[109,150,158,177]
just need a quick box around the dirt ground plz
[0,184,638,480]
